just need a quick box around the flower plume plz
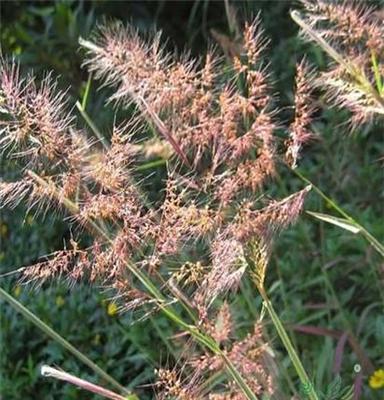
[1,16,314,399]
[293,0,384,128]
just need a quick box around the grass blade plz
[41,365,134,400]
[293,168,384,257]
[0,287,130,396]
[306,211,361,234]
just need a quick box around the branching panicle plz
[0,60,74,165]
[295,0,384,128]
[1,16,316,400]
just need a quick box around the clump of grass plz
[7,6,376,398]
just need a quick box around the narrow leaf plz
[306,211,361,234]
[0,288,129,396]
[41,365,130,400]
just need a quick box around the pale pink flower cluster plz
[0,16,315,399]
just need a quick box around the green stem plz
[76,101,109,149]
[0,288,130,396]
[258,286,318,400]
[135,159,166,171]
[81,74,92,110]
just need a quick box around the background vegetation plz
[0,1,383,399]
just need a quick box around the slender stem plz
[81,74,92,110]
[135,159,166,171]
[76,101,109,149]
[371,52,383,94]
[0,288,130,396]
[221,352,259,400]
[257,286,319,400]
